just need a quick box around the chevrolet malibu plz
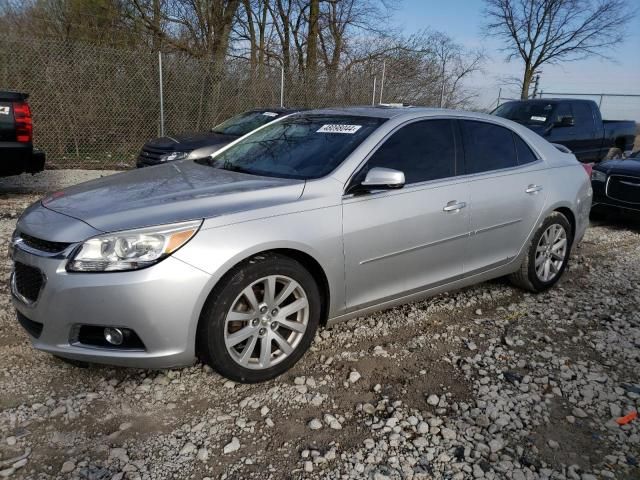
[10,107,592,383]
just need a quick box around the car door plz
[570,101,600,162]
[342,119,470,310]
[546,103,583,157]
[459,120,548,274]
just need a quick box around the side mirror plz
[359,167,405,191]
[554,115,575,127]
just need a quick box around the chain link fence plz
[1,35,401,169]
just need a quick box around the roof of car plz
[250,107,303,114]
[299,105,446,120]
[501,98,595,104]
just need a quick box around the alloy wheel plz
[224,275,309,370]
[534,223,568,282]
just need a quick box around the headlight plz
[67,220,202,272]
[160,151,189,162]
[591,170,607,182]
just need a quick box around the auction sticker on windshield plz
[531,116,546,122]
[317,124,362,134]
[262,112,278,117]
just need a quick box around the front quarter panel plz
[172,180,345,319]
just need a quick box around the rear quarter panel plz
[543,163,592,244]
[514,123,592,244]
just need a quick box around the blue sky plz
[392,0,640,120]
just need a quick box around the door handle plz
[443,200,467,213]
[525,184,543,194]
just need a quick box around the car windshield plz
[493,102,556,125]
[211,111,283,136]
[198,114,385,180]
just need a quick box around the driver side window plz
[361,119,456,185]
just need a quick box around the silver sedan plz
[10,107,592,382]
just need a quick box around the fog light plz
[104,327,124,346]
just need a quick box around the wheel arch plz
[196,245,332,337]
[553,206,576,238]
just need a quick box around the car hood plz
[40,160,305,233]
[594,159,640,176]
[145,131,237,151]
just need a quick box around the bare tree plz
[484,0,634,99]
[130,0,241,63]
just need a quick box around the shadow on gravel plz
[590,207,640,233]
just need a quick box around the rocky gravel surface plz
[0,192,638,480]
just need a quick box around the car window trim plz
[343,117,459,195]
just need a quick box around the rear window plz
[494,101,555,126]
[199,114,385,180]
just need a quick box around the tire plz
[197,253,321,383]
[509,211,573,293]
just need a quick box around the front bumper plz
[11,243,212,368]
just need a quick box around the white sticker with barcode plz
[262,112,278,117]
[0,106,9,115]
[317,124,362,134]
[531,115,546,121]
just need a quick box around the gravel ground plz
[0,171,118,194]
[0,192,639,480]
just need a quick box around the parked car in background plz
[12,107,591,382]
[0,91,45,176]
[493,99,636,163]
[137,108,301,167]
[591,150,640,213]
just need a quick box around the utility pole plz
[372,76,377,106]
[379,60,386,104]
[439,58,446,107]
[532,74,541,99]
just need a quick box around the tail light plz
[581,162,593,177]
[12,101,33,143]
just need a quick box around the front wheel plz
[509,212,573,292]
[197,253,321,383]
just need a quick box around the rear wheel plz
[197,253,320,383]
[509,212,573,292]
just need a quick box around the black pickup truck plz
[493,99,636,163]
[0,91,45,176]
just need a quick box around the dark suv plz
[137,108,302,168]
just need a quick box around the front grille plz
[19,232,71,254]
[13,262,44,303]
[607,175,640,204]
[16,310,43,338]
